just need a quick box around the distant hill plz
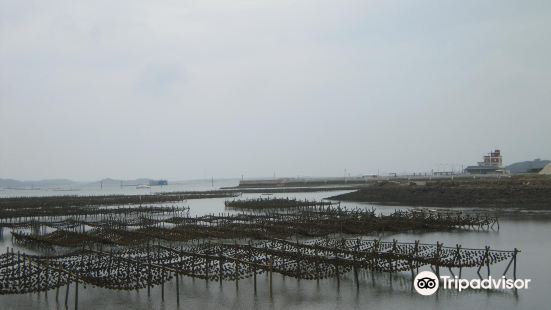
[94,178,167,186]
[506,159,550,173]
[0,177,168,189]
[0,178,81,189]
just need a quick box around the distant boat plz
[136,185,151,189]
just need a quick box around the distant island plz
[506,159,550,173]
[0,178,168,189]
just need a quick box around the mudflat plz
[327,176,551,209]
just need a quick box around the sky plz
[1,0,550,181]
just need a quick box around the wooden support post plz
[161,270,165,302]
[334,258,340,288]
[486,246,491,277]
[54,269,61,301]
[108,249,113,276]
[16,251,21,290]
[65,279,70,307]
[191,255,196,279]
[218,253,223,286]
[249,241,257,294]
[130,253,137,294]
[147,252,151,296]
[477,246,489,279]
[316,260,321,284]
[252,261,257,294]
[235,259,239,290]
[74,276,79,310]
[437,242,442,278]
[409,255,415,282]
[23,255,28,291]
[354,265,359,290]
[354,239,361,289]
[45,259,49,298]
[176,272,180,305]
[455,244,462,279]
[205,250,210,285]
[37,257,41,296]
[415,241,420,274]
[503,252,515,277]
[513,248,518,280]
[269,259,273,298]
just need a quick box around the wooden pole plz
[354,264,359,290]
[176,272,180,305]
[435,242,441,278]
[74,276,79,310]
[148,250,151,296]
[410,258,415,287]
[65,279,70,307]
[235,259,239,290]
[513,248,518,280]
[45,259,49,298]
[218,253,223,286]
[16,251,20,291]
[334,258,340,288]
[486,246,491,277]
[205,249,210,286]
[477,246,489,279]
[249,241,257,294]
[33,255,40,297]
[55,266,61,301]
[161,270,165,302]
[269,259,273,298]
[354,239,360,290]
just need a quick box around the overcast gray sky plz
[1,0,550,181]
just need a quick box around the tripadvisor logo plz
[414,271,531,296]
[414,271,439,296]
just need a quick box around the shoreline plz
[326,176,551,210]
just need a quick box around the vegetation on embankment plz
[327,176,551,209]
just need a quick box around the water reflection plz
[0,259,531,310]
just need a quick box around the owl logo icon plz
[414,271,439,295]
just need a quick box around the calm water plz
[0,179,240,198]
[1,186,550,309]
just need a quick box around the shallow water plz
[0,179,240,198]
[1,189,550,309]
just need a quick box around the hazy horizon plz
[2,0,550,181]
